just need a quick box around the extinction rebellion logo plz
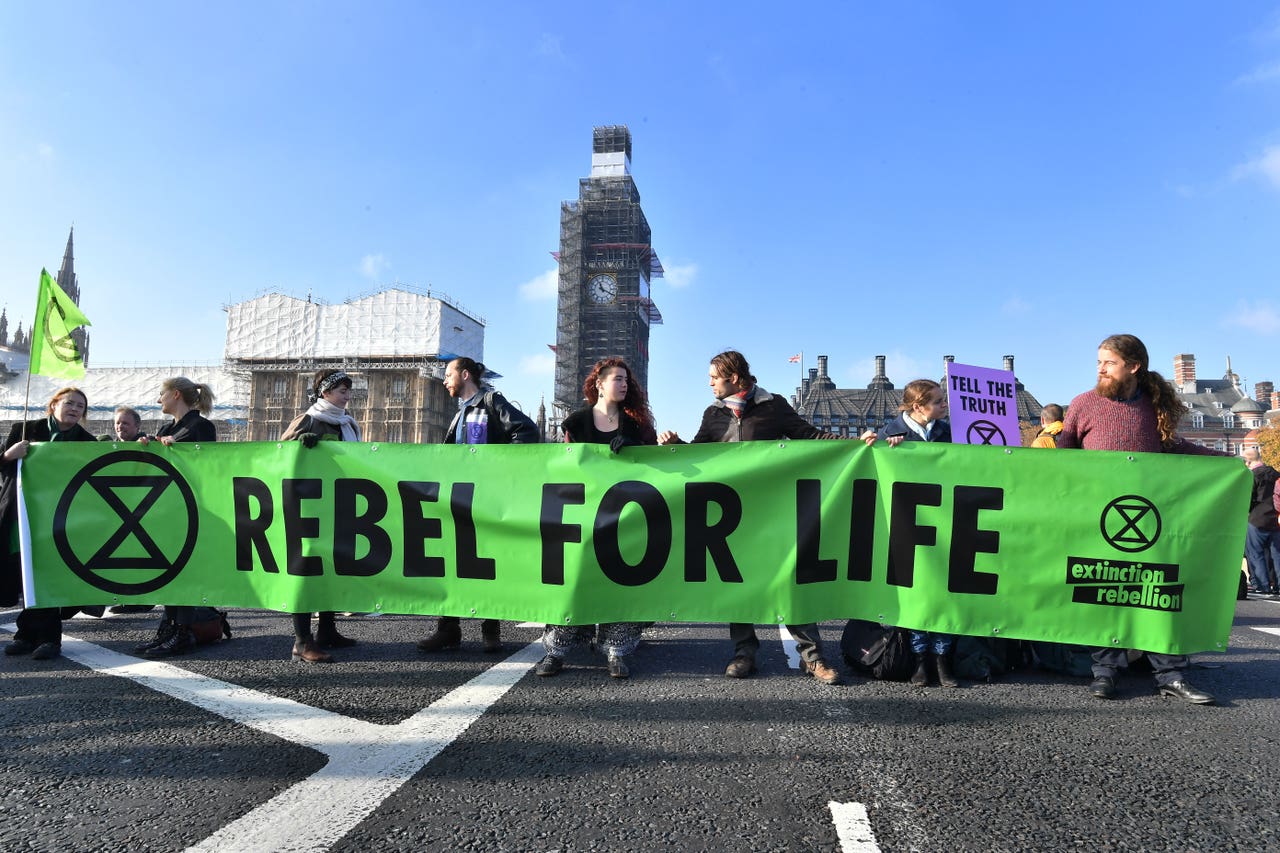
[53,451,199,595]
[1064,494,1183,613]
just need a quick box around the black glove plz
[609,434,640,454]
[299,432,320,448]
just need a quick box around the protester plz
[1030,404,1064,448]
[417,356,539,655]
[278,369,362,662]
[133,377,217,659]
[1,387,100,660]
[1243,446,1279,599]
[1057,334,1222,705]
[860,379,959,688]
[98,406,160,613]
[658,350,844,684]
[112,406,147,442]
[536,356,656,680]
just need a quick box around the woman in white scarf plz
[280,370,362,662]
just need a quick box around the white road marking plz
[1253,627,1280,638]
[2,620,543,853]
[777,624,802,669]
[828,801,881,852]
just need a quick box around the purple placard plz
[944,362,1021,446]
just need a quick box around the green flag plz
[30,267,91,379]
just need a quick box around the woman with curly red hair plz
[535,356,656,679]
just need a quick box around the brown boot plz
[292,638,333,663]
[801,658,842,685]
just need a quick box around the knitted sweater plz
[1057,390,1219,456]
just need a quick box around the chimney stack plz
[817,355,828,378]
[1254,381,1273,408]
[1173,354,1196,390]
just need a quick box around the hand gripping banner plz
[16,439,1249,654]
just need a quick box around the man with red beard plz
[1057,333,1221,704]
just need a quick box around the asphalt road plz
[2,599,1278,852]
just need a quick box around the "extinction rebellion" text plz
[1065,556,1183,612]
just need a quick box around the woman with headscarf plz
[278,369,361,662]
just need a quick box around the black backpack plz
[840,619,914,681]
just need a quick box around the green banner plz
[16,440,1249,654]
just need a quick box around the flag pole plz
[20,363,32,442]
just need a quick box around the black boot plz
[416,619,462,652]
[315,612,356,648]
[936,654,959,688]
[135,619,177,654]
[144,624,196,659]
[910,653,929,687]
[481,620,502,654]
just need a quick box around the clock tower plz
[553,125,662,421]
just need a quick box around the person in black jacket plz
[417,357,539,654]
[278,369,361,662]
[133,377,217,658]
[1244,446,1280,598]
[658,350,844,685]
[862,379,958,688]
[535,356,656,679]
[2,387,99,660]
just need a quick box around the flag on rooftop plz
[788,353,802,363]
[30,267,91,380]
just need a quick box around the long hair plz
[1100,334,1185,448]
[582,356,654,433]
[709,350,756,388]
[162,376,215,416]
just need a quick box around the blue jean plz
[1245,525,1280,593]
[910,631,953,656]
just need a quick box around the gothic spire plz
[57,227,79,303]
[53,226,90,366]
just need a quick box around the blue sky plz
[2,2,1278,433]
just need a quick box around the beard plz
[1096,375,1133,400]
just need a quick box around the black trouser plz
[292,611,340,640]
[436,616,499,635]
[163,605,194,626]
[14,607,61,646]
[729,622,823,663]
[1091,647,1189,687]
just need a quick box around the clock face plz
[588,273,618,304]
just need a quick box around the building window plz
[1191,413,1203,429]
[392,377,407,396]
[1223,413,1234,428]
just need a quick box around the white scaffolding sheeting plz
[0,365,249,424]
[223,289,484,362]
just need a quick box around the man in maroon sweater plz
[1057,333,1218,705]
